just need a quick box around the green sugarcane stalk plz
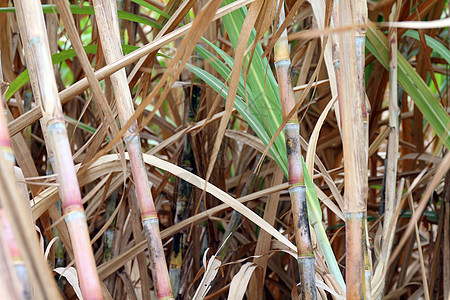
[14,0,103,298]
[273,3,317,299]
[169,84,201,298]
[92,0,173,298]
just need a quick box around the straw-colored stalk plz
[336,0,369,297]
[92,0,173,298]
[14,0,103,298]
[274,3,317,299]
[169,85,201,297]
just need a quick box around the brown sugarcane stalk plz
[336,0,369,298]
[273,3,317,299]
[92,0,173,298]
[14,0,103,298]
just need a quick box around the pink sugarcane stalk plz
[92,0,173,298]
[0,77,30,299]
[14,0,103,298]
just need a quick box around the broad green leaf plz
[186,63,288,176]
[403,30,450,64]
[218,0,288,176]
[366,24,450,150]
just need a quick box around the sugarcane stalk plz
[14,0,103,298]
[92,0,173,298]
[273,3,317,299]
[0,209,23,299]
[336,0,369,297]
[169,85,201,298]
[0,207,32,299]
[1,62,61,300]
[0,63,32,299]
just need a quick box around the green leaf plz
[302,157,345,290]
[186,63,288,176]
[0,4,162,29]
[129,0,170,19]
[403,30,450,64]
[5,44,139,101]
[367,25,450,150]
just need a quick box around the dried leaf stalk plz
[373,5,401,299]
[14,0,103,298]
[273,3,317,299]
[92,0,173,298]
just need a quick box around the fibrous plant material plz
[0,0,448,298]
[92,0,173,298]
[273,2,317,299]
[14,0,103,298]
[336,0,370,298]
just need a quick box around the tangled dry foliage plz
[0,0,449,299]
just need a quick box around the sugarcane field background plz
[0,0,449,298]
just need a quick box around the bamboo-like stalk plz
[0,209,23,300]
[0,70,31,299]
[273,3,317,299]
[336,0,369,297]
[92,0,173,298]
[14,0,103,298]
[1,62,61,300]
[169,85,201,297]
[0,208,31,299]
